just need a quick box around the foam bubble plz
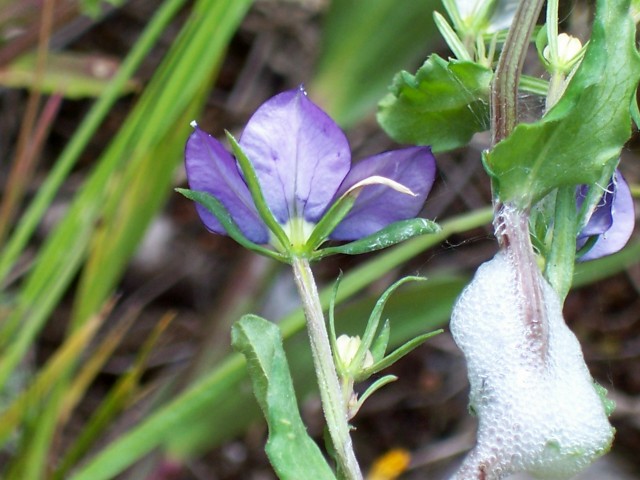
[450,251,614,479]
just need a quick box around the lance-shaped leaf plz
[231,315,335,480]
[484,0,640,208]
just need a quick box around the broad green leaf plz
[231,315,335,480]
[0,52,139,99]
[313,218,440,260]
[309,0,440,127]
[377,54,492,152]
[484,0,640,207]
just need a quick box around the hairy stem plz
[292,257,362,480]
[494,204,549,360]
[491,0,545,146]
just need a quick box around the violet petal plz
[329,147,436,241]
[185,126,269,244]
[578,171,635,261]
[239,88,351,225]
[576,184,613,238]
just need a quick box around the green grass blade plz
[71,0,253,327]
[0,0,188,285]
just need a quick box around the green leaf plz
[312,218,440,260]
[231,315,335,480]
[484,0,640,207]
[377,54,492,152]
[176,189,287,263]
[433,11,472,61]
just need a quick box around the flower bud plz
[336,334,374,372]
[544,33,583,71]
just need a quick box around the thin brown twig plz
[0,0,58,244]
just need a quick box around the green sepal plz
[225,131,291,250]
[351,277,425,377]
[369,319,390,363]
[484,0,640,208]
[176,188,288,263]
[231,315,336,480]
[377,54,492,152]
[328,273,343,371]
[359,330,443,381]
[352,375,397,416]
[305,191,358,253]
[535,24,551,71]
[433,11,471,61]
[441,0,465,32]
[311,218,440,261]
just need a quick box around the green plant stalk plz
[490,0,546,358]
[490,0,545,146]
[291,257,362,480]
[542,34,577,302]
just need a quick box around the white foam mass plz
[450,251,614,480]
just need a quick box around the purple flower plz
[576,170,635,261]
[184,87,436,248]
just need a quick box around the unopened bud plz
[544,33,583,70]
[336,335,374,372]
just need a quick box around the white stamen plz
[344,175,416,197]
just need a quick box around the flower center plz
[271,217,316,254]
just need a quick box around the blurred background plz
[0,0,638,478]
